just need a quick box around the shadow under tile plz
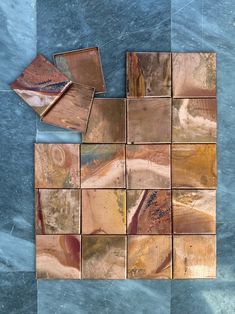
[38,280,171,314]
[0,272,37,314]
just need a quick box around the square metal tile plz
[82,189,126,234]
[54,47,106,93]
[127,98,171,143]
[127,52,171,98]
[82,235,126,279]
[128,235,172,279]
[34,144,80,188]
[36,235,81,279]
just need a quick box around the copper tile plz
[126,144,171,189]
[172,53,216,98]
[127,52,171,98]
[127,190,171,234]
[36,189,80,234]
[83,98,126,143]
[173,98,217,143]
[36,235,81,279]
[82,235,126,279]
[54,47,105,93]
[35,144,80,188]
[172,144,217,188]
[11,54,71,117]
[81,144,125,188]
[42,83,94,132]
[173,235,216,279]
[127,98,171,143]
[82,189,126,234]
[127,235,172,279]
[173,190,216,234]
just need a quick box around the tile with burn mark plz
[127,190,171,234]
[127,52,171,98]
[35,144,80,188]
[43,83,95,132]
[81,144,125,188]
[54,47,105,93]
[36,189,80,234]
[83,98,126,143]
[11,54,71,117]
[36,235,81,279]
[172,98,217,143]
[126,144,171,189]
[82,235,126,279]
[128,235,172,279]
[173,235,216,279]
[82,189,126,234]
[127,98,171,143]
[172,53,216,98]
[172,144,217,188]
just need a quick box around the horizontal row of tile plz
[36,188,216,235]
[36,234,216,280]
[35,143,217,189]
[83,98,217,144]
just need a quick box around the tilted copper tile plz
[35,189,81,234]
[173,190,216,234]
[35,144,80,188]
[128,235,172,279]
[127,52,171,98]
[127,190,172,234]
[36,235,81,279]
[11,54,71,117]
[173,235,216,279]
[83,98,126,143]
[172,53,216,98]
[54,47,106,93]
[42,83,94,132]
[126,144,171,189]
[172,98,217,143]
[82,189,126,234]
[127,98,171,143]
[172,144,217,188]
[82,235,126,279]
[81,144,125,188]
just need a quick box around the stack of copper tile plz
[12,50,217,280]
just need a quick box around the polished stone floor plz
[0,0,235,313]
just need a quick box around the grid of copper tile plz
[35,52,217,280]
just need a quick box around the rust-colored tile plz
[127,190,171,234]
[36,189,80,234]
[81,144,125,188]
[54,47,105,93]
[11,55,71,117]
[126,144,171,189]
[172,53,216,98]
[82,235,126,279]
[173,190,216,234]
[36,235,81,279]
[83,98,126,143]
[127,98,171,143]
[35,144,80,188]
[43,83,94,132]
[173,98,217,143]
[127,52,171,98]
[127,235,172,279]
[173,235,216,279]
[82,189,126,234]
[172,144,217,188]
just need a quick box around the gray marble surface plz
[0,0,235,313]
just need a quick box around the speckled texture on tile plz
[38,280,171,314]
[0,92,35,271]
[0,272,37,314]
